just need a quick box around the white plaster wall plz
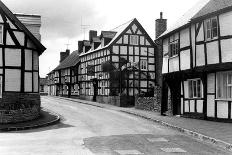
[123,35,128,44]
[163,38,169,56]
[148,64,155,71]
[116,37,122,44]
[5,69,21,91]
[33,51,39,70]
[5,48,21,66]
[140,36,144,45]
[169,56,179,72]
[207,95,215,117]
[25,49,32,70]
[219,11,232,36]
[184,81,189,98]
[162,57,168,74]
[135,47,139,55]
[207,73,215,94]
[190,100,195,112]
[217,101,228,118]
[196,45,205,66]
[180,49,190,71]
[6,32,15,45]
[221,39,232,63]
[181,98,184,114]
[113,46,119,54]
[148,48,154,56]
[185,101,189,112]
[180,28,190,48]
[24,72,32,92]
[197,100,203,113]
[141,47,147,56]
[191,25,196,67]
[207,41,219,64]
[196,23,204,42]
[33,72,38,92]
[120,46,127,55]
[0,48,2,67]
[14,31,25,46]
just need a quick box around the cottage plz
[78,18,158,107]
[160,0,232,121]
[0,2,46,123]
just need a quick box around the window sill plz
[215,98,232,102]
[169,55,178,59]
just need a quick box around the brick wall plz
[0,92,40,123]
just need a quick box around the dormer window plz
[205,17,218,40]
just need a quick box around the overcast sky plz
[3,0,199,77]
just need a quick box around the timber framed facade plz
[78,19,158,107]
[160,0,232,122]
[0,1,46,123]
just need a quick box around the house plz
[159,0,232,121]
[78,18,158,107]
[50,49,80,97]
[0,1,46,123]
[40,77,48,95]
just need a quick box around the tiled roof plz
[0,1,46,54]
[54,50,80,71]
[192,0,232,19]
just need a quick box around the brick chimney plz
[60,49,70,63]
[78,41,83,54]
[155,12,167,38]
[89,30,97,41]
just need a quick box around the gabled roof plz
[192,0,232,20]
[159,0,210,38]
[80,18,155,57]
[54,50,80,71]
[0,1,46,54]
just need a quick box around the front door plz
[92,78,98,101]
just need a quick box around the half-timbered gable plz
[160,0,232,122]
[79,18,157,106]
[0,1,46,123]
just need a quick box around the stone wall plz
[135,86,161,112]
[0,92,40,123]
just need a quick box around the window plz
[140,59,147,70]
[205,17,218,40]
[130,35,138,45]
[188,79,202,98]
[217,72,232,99]
[0,25,3,44]
[169,39,179,57]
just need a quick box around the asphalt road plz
[0,96,231,155]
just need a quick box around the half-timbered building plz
[0,1,46,123]
[160,0,232,121]
[78,18,157,106]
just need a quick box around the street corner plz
[0,108,60,132]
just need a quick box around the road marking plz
[114,149,144,155]
[160,148,187,153]
[147,137,169,142]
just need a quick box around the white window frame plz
[217,71,232,99]
[130,35,138,45]
[169,39,179,57]
[188,78,202,99]
[140,59,148,71]
[205,17,218,40]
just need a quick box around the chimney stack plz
[89,30,97,41]
[155,12,167,38]
[60,49,70,63]
[78,41,84,54]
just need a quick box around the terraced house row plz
[47,0,232,122]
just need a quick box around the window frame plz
[169,39,179,57]
[216,71,232,99]
[140,59,148,71]
[205,17,218,41]
[188,78,202,99]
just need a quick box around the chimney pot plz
[160,12,163,19]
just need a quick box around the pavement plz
[55,96,232,152]
[0,108,60,131]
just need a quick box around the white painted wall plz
[120,46,127,55]
[33,72,38,92]
[190,100,195,112]
[221,39,232,63]
[33,51,39,70]
[180,49,190,70]
[207,41,219,64]
[5,69,21,91]
[14,31,25,46]
[207,73,215,94]
[169,56,179,72]
[24,72,32,92]
[191,25,196,67]
[5,48,21,66]
[6,32,15,45]
[25,49,32,70]
[196,23,204,42]
[180,28,190,48]
[219,11,232,36]
[196,45,205,66]
[0,48,2,67]
[197,100,203,113]
[217,101,228,118]
[185,101,189,112]
[184,81,189,98]
[207,95,215,117]
[163,38,169,56]
[162,57,168,74]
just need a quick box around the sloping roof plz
[159,0,210,38]
[54,50,80,71]
[0,1,46,54]
[192,0,232,20]
[79,19,134,56]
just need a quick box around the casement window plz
[169,39,179,57]
[0,25,3,44]
[140,59,148,70]
[130,35,138,45]
[188,79,202,98]
[205,17,218,40]
[217,72,232,99]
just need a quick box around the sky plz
[2,0,199,77]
